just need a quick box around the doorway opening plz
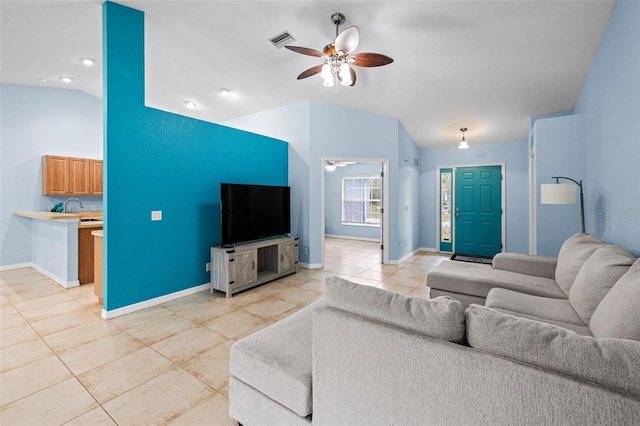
[320,158,390,268]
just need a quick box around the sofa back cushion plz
[590,258,640,340]
[569,244,635,325]
[465,304,640,396]
[555,233,603,295]
[324,276,465,343]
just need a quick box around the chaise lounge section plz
[426,233,607,307]
[229,247,640,425]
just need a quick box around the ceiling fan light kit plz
[286,12,393,94]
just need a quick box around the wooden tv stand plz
[210,236,298,298]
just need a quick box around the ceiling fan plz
[324,160,356,171]
[285,12,393,91]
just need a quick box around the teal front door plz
[454,166,502,257]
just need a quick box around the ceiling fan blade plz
[335,26,359,54]
[352,53,394,67]
[285,45,324,57]
[297,64,324,80]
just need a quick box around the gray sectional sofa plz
[228,233,640,425]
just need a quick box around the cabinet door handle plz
[252,261,255,270]
[280,254,283,261]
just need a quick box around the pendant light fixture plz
[458,128,469,149]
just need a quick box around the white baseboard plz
[1,262,79,288]
[0,262,33,271]
[420,247,438,252]
[385,248,421,265]
[298,262,322,269]
[102,282,212,319]
[324,234,380,243]
[31,263,79,288]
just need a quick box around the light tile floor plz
[0,238,447,425]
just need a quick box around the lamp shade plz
[540,183,576,204]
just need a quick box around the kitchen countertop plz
[14,211,103,228]
[91,230,103,238]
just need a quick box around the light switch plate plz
[151,210,162,221]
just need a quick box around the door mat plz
[450,254,493,265]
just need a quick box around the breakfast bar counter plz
[13,211,103,288]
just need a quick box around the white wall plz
[225,100,423,264]
[0,84,103,267]
[574,0,640,256]
[222,100,312,261]
[419,140,529,254]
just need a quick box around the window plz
[342,176,381,226]
[440,171,452,243]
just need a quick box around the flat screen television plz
[221,183,291,246]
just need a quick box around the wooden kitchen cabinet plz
[90,160,103,195]
[42,155,102,196]
[68,157,90,195]
[42,155,69,195]
[79,226,103,284]
[92,230,104,305]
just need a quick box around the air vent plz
[269,30,295,48]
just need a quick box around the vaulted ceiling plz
[0,1,615,148]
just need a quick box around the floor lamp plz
[540,176,585,233]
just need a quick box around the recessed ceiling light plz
[59,76,73,83]
[220,88,231,96]
[184,100,196,109]
[80,58,95,66]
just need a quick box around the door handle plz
[455,213,460,218]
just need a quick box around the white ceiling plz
[0,1,615,148]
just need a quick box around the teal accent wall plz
[103,2,288,311]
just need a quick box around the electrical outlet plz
[303,247,309,255]
[151,210,162,221]
[91,205,96,211]
[205,262,211,272]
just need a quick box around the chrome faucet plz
[63,198,84,213]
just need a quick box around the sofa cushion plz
[489,308,592,336]
[229,300,320,417]
[555,233,603,295]
[466,304,640,396]
[485,288,586,327]
[569,244,635,325]
[590,258,640,340]
[492,253,557,279]
[324,276,465,343]
[427,260,565,299]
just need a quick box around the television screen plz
[221,183,290,246]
